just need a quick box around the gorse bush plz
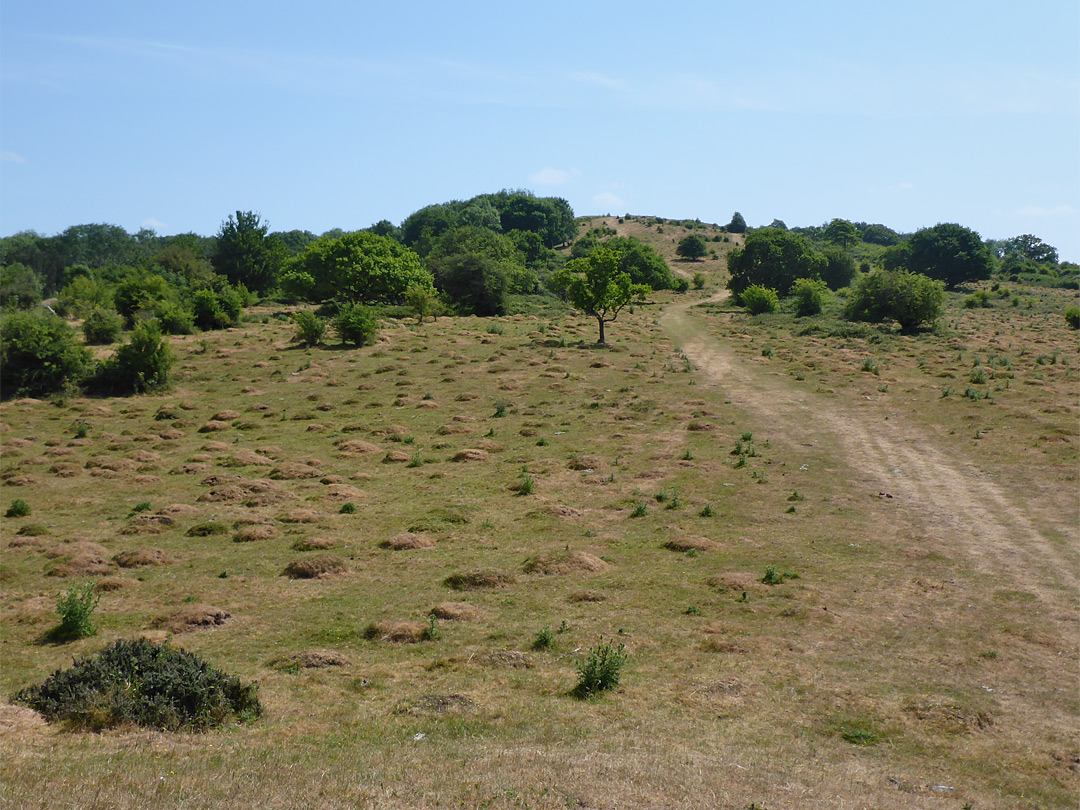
[82,307,123,345]
[6,498,30,517]
[0,310,92,399]
[14,638,262,731]
[739,285,780,315]
[292,311,326,346]
[54,581,100,640]
[573,638,627,698]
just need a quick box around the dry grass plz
[281,554,348,579]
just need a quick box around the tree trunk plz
[596,316,606,345]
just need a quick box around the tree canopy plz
[823,218,858,249]
[212,211,286,294]
[285,231,433,304]
[727,212,747,234]
[904,223,993,288]
[550,247,649,344]
[676,234,708,261]
[726,227,825,296]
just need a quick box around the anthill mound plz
[282,554,348,579]
[522,551,611,575]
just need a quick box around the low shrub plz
[1065,306,1079,330]
[573,638,627,698]
[533,626,556,650]
[739,285,780,315]
[292,311,326,346]
[6,498,30,518]
[333,303,378,346]
[91,321,173,394]
[151,300,195,335]
[790,277,828,316]
[54,581,100,640]
[845,269,944,330]
[82,307,123,345]
[13,637,262,731]
[0,311,92,399]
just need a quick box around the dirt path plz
[661,292,1079,599]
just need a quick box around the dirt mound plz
[233,524,279,542]
[364,620,428,643]
[706,573,760,592]
[201,441,230,452]
[282,554,348,579]
[113,548,175,568]
[197,478,287,505]
[569,590,607,602]
[226,450,274,467]
[568,455,604,471]
[382,450,410,463]
[381,532,435,550]
[444,570,515,590]
[436,423,473,435]
[96,576,136,592]
[523,551,611,575]
[85,457,140,473]
[45,543,117,577]
[335,439,381,456]
[664,536,717,552]
[154,604,230,633]
[129,450,161,463]
[430,602,484,621]
[212,410,241,421]
[279,508,321,524]
[451,449,489,463]
[157,503,200,516]
[120,515,175,535]
[545,504,583,518]
[48,463,80,478]
[198,421,233,433]
[175,463,213,475]
[268,650,352,670]
[269,463,320,480]
[292,536,337,551]
[324,484,364,501]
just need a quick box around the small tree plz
[82,307,123,344]
[212,210,285,294]
[405,282,440,323]
[291,311,326,346]
[845,269,944,330]
[739,285,780,315]
[790,277,828,316]
[823,218,859,249]
[550,248,649,344]
[332,303,378,345]
[0,311,92,399]
[93,321,174,394]
[676,234,708,261]
[727,212,747,234]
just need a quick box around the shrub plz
[573,638,627,698]
[740,285,780,315]
[844,269,944,330]
[0,311,92,399]
[14,637,262,731]
[692,273,706,290]
[533,626,556,650]
[6,498,30,517]
[82,307,123,344]
[151,299,194,335]
[405,282,441,323]
[292,311,326,346]
[1065,306,1079,330]
[790,277,828,316]
[192,287,243,330]
[333,303,378,345]
[92,321,173,394]
[54,581,100,640]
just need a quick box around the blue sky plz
[3,1,1078,259]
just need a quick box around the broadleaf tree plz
[550,247,649,345]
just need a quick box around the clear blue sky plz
[3,0,1078,259]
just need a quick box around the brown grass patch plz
[226,450,274,466]
[282,553,348,579]
[44,542,117,577]
[279,508,321,524]
[153,604,231,633]
[120,514,175,535]
[451,449,489,462]
[201,441,230,452]
[664,536,718,552]
[568,455,603,471]
[444,570,516,590]
[569,590,607,603]
[382,450,411,463]
[436,423,473,435]
[85,457,139,473]
[269,463,320,480]
[545,504,583,518]
[381,532,436,550]
[113,547,175,568]
[197,421,232,433]
[430,602,484,621]
[323,484,364,501]
[522,551,611,575]
[212,410,241,421]
[157,503,200,516]
[96,576,136,592]
[483,651,533,669]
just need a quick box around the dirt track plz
[662,292,1079,600]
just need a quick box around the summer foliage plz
[551,247,649,344]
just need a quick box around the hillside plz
[1,226,1077,809]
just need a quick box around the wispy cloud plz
[141,217,167,231]
[529,167,576,186]
[592,191,626,211]
[1,151,27,164]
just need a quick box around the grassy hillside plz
[1,223,1077,809]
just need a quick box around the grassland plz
[1,218,1077,809]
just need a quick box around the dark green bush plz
[151,300,194,335]
[332,303,379,345]
[0,311,92,399]
[739,284,780,315]
[845,269,944,330]
[1064,306,1079,330]
[790,277,828,316]
[92,321,173,394]
[0,263,43,310]
[82,307,123,344]
[192,285,244,330]
[6,498,30,518]
[14,637,262,731]
[292,311,326,346]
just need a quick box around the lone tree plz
[551,247,649,344]
[823,218,859,249]
[905,223,993,288]
[676,234,708,261]
[727,212,747,234]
